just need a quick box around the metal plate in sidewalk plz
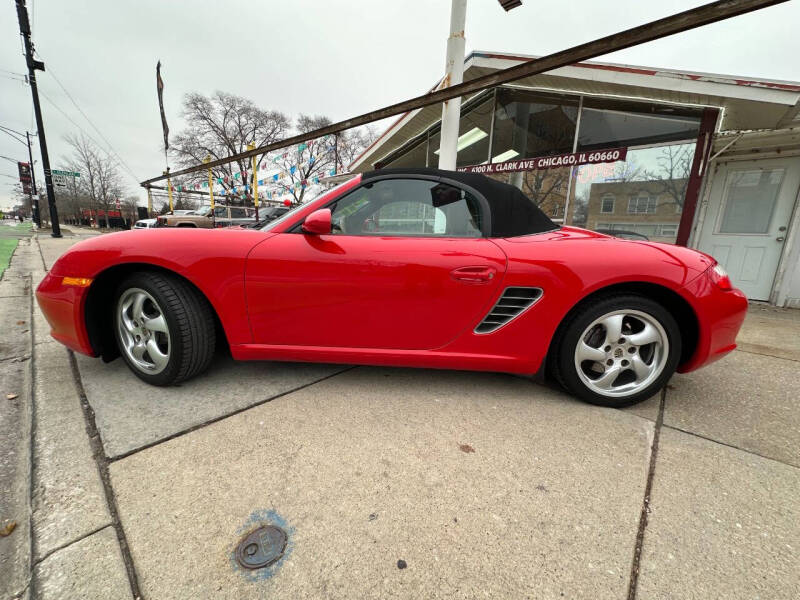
[235,525,287,569]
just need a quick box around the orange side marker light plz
[62,277,93,287]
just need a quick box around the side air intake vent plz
[474,287,543,334]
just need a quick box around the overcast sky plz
[1,0,798,210]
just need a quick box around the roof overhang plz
[350,51,800,173]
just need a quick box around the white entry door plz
[697,157,800,300]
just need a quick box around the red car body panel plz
[675,268,748,373]
[35,173,748,378]
[245,235,507,349]
[35,274,94,354]
[37,228,268,354]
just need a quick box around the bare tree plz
[644,144,693,209]
[121,195,140,225]
[171,91,290,203]
[65,134,125,228]
[272,115,335,205]
[521,169,569,210]
[273,118,378,205]
[336,124,378,172]
[58,171,82,223]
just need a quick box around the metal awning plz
[350,50,800,172]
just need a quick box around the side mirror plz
[301,208,332,235]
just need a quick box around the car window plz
[329,178,482,237]
[213,207,227,218]
[230,207,247,218]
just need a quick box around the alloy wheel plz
[573,309,669,398]
[116,287,171,375]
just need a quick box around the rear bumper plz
[677,270,748,373]
[35,272,96,356]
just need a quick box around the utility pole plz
[437,0,467,171]
[15,0,61,237]
[26,131,41,227]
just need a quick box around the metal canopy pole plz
[139,0,788,187]
[438,0,467,170]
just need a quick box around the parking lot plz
[4,231,799,599]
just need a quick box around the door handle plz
[776,236,785,242]
[451,266,496,283]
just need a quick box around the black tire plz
[113,271,216,385]
[549,294,681,408]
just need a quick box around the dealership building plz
[349,51,800,307]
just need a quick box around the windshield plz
[261,179,358,232]
[260,203,305,231]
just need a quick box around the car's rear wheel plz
[114,271,215,385]
[551,295,681,407]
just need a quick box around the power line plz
[37,90,122,165]
[38,89,140,183]
[0,124,27,137]
[45,66,140,181]
[0,127,27,146]
[0,73,27,83]
[0,68,26,77]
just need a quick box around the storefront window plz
[425,95,494,168]
[370,88,704,240]
[383,136,428,169]
[488,166,573,223]
[578,97,702,150]
[490,89,578,161]
[568,142,697,244]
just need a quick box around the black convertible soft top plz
[362,167,558,238]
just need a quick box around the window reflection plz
[578,97,701,150]
[384,137,428,169]
[371,88,705,245]
[490,89,578,161]
[488,167,572,223]
[425,96,494,168]
[568,143,696,243]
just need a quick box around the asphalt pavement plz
[2,229,798,599]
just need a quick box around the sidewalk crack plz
[626,384,666,600]
[68,350,143,599]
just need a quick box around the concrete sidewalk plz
[3,233,798,599]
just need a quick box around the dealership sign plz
[458,147,628,174]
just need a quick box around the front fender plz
[47,229,270,346]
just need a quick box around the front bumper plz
[677,268,748,373]
[35,272,96,356]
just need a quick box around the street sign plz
[49,169,80,188]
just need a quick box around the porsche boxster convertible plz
[36,168,748,407]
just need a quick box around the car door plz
[245,176,507,350]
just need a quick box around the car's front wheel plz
[551,295,681,407]
[113,271,215,385]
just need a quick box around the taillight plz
[708,263,733,291]
[157,217,166,226]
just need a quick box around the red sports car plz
[36,168,748,407]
